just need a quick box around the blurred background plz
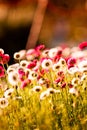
[0,0,87,57]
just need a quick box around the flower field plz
[0,42,87,130]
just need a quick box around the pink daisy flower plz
[67,57,76,69]
[20,79,30,89]
[3,54,10,64]
[67,57,76,66]
[35,44,45,51]
[79,42,87,50]
[0,65,5,78]
[27,60,37,69]
[0,53,4,64]
[54,78,61,84]
[61,83,66,89]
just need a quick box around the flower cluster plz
[0,43,87,130]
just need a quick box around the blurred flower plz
[26,49,39,61]
[35,44,45,51]
[32,85,42,92]
[41,58,53,70]
[20,79,30,89]
[3,54,10,64]
[19,50,26,60]
[8,72,19,86]
[78,60,87,69]
[27,60,37,69]
[81,74,87,82]
[4,88,14,99]
[0,98,9,108]
[61,82,66,89]
[41,49,49,57]
[14,52,22,60]
[67,57,76,66]
[28,70,38,80]
[59,58,66,66]
[20,60,29,68]
[48,48,59,58]
[47,88,56,94]
[69,87,78,96]
[0,48,4,54]
[71,77,80,86]
[79,42,87,50]
[0,65,5,78]
[38,77,46,85]
[40,90,49,100]
[68,66,80,74]
[52,63,61,72]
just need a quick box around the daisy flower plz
[0,53,4,64]
[7,67,16,74]
[71,51,85,59]
[67,57,76,66]
[38,77,46,85]
[27,60,37,69]
[14,52,22,60]
[0,48,4,54]
[80,67,87,74]
[7,63,19,74]
[54,78,61,84]
[32,85,42,92]
[28,70,38,80]
[8,72,19,86]
[0,65,5,78]
[20,79,30,89]
[26,49,36,61]
[47,88,56,94]
[40,90,49,100]
[41,49,49,57]
[81,75,87,82]
[8,63,19,69]
[0,98,9,108]
[69,87,78,96]
[33,61,40,71]
[58,58,67,66]
[3,54,10,64]
[4,88,14,99]
[41,58,53,70]
[35,44,45,51]
[62,47,71,57]
[79,41,87,50]
[52,63,61,72]
[20,60,29,68]
[17,67,26,81]
[71,77,80,86]
[25,68,31,77]
[48,48,59,58]
[19,49,26,59]
[68,66,80,74]
[78,60,87,69]
[60,82,66,89]
[14,50,26,61]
